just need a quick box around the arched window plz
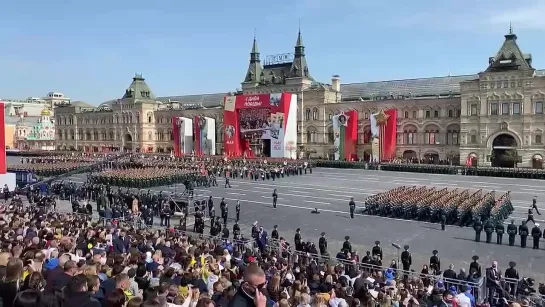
[305,109,311,121]
[312,108,319,120]
[424,125,440,145]
[327,126,335,144]
[425,130,437,144]
[306,127,317,143]
[147,112,153,123]
[446,124,460,145]
[363,127,371,144]
[403,125,417,145]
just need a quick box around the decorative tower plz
[288,28,311,79]
[243,34,263,85]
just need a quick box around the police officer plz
[429,250,441,274]
[222,202,229,225]
[272,189,278,209]
[519,221,529,248]
[318,232,328,255]
[401,245,412,272]
[507,219,517,246]
[209,206,216,228]
[440,210,446,231]
[160,202,171,227]
[271,225,279,240]
[469,255,482,278]
[224,176,231,188]
[222,223,230,239]
[294,228,302,251]
[233,221,241,240]
[531,223,542,249]
[504,261,519,296]
[495,220,504,244]
[342,236,352,254]
[208,196,214,216]
[349,197,356,219]
[372,241,382,260]
[484,219,494,243]
[235,200,241,222]
[473,218,483,242]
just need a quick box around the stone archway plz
[467,153,478,167]
[532,154,543,169]
[402,150,417,160]
[423,151,439,164]
[123,133,133,152]
[491,134,518,168]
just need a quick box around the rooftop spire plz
[244,32,262,83]
[509,22,513,35]
[288,26,312,79]
[296,20,304,47]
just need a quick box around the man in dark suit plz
[113,230,130,254]
[486,261,502,306]
[257,226,268,253]
[442,263,457,290]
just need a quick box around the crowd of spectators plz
[239,109,271,132]
[0,197,540,307]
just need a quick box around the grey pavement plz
[53,167,545,281]
[8,156,545,280]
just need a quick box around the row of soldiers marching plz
[364,186,512,226]
[473,196,545,249]
[220,161,312,181]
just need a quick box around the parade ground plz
[48,163,545,281]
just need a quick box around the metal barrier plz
[41,210,545,306]
[503,277,545,306]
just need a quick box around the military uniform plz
[495,221,504,244]
[507,220,517,246]
[401,245,412,271]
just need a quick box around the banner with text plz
[223,93,297,158]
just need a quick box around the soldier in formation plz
[401,245,412,272]
[349,197,356,218]
[507,219,517,246]
[365,186,512,227]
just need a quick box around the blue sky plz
[2,0,545,104]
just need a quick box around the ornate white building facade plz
[15,108,56,151]
[53,29,545,167]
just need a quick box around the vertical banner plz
[193,116,202,156]
[345,110,358,160]
[332,114,343,160]
[0,102,5,174]
[193,116,216,155]
[172,116,180,156]
[370,109,397,161]
[172,117,193,156]
[332,110,358,161]
[383,109,397,160]
[206,117,216,155]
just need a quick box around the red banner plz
[194,116,202,156]
[172,116,180,156]
[344,110,358,160]
[382,109,397,161]
[0,102,5,174]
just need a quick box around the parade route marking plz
[305,200,331,205]
[233,180,376,195]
